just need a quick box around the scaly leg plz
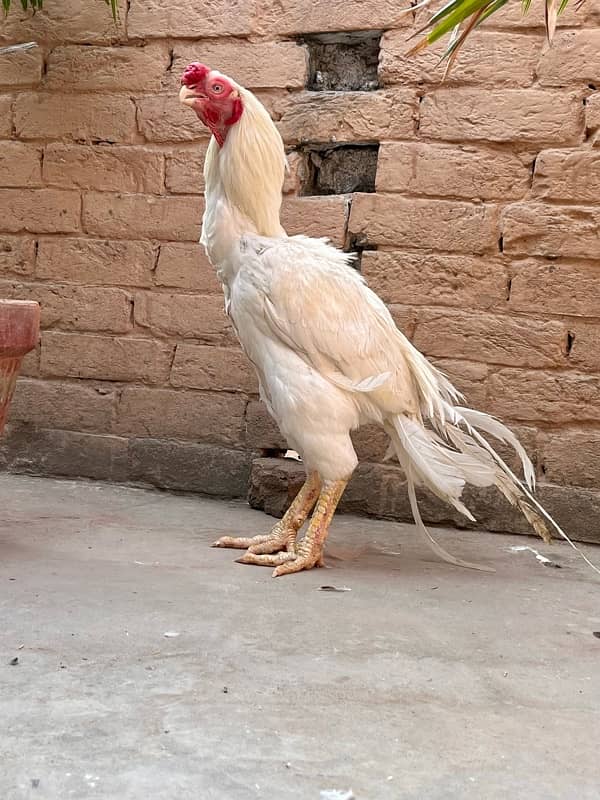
[211,472,321,562]
[272,478,348,578]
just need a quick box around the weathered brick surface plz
[15,94,137,143]
[508,260,600,318]
[1,282,133,334]
[361,251,507,310]
[44,144,164,194]
[488,370,600,424]
[537,30,600,86]
[0,1,598,532]
[0,142,42,188]
[0,189,80,234]
[10,378,116,433]
[0,95,12,137]
[115,387,246,446]
[165,146,208,194]
[134,292,234,343]
[82,193,203,241]
[256,0,412,35]
[349,195,498,253]
[381,30,540,87]
[0,0,126,45]
[42,332,174,384]
[532,150,600,202]
[36,238,156,287]
[46,45,169,93]
[278,90,416,145]
[171,344,259,394]
[172,42,307,90]
[0,236,36,278]
[282,196,348,246]
[155,244,221,292]
[376,142,531,200]
[540,431,600,489]
[420,90,583,144]
[128,0,254,38]
[413,309,567,369]
[503,203,600,258]
[128,438,252,496]
[0,49,42,89]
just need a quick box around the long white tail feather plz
[406,474,495,573]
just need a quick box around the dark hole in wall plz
[300,144,379,196]
[302,31,382,92]
[344,233,377,270]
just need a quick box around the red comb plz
[181,62,210,86]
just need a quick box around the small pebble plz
[9,657,18,666]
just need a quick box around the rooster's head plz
[179,63,243,147]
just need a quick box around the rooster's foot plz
[211,520,294,553]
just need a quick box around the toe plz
[236,551,296,567]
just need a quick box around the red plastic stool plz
[0,300,40,435]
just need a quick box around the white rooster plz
[179,62,596,578]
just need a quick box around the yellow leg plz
[272,478,348,578]
[212,472,321,563]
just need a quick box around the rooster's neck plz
[203,86,287,239]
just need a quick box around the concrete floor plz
[1,475,599,800]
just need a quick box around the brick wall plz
[1,1,599,542]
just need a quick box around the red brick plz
[277,90,416,145]
[15,93,137,143]
[413,309,567,369]
[0,48,42,89]
[41,332,174,384]
[537,30,600,87]
[389,304,418,339]
[509,260,600,318]
[46,45,169,92]
[134,292,235,344]
[0,236,35,278]
[361,251,507,310]
[137,95,209,143]
[503,203,600,258]
[0,189,80,234]
[172,41,307,90]
[10,378,115,432]
[420,89,583,144]
[165,145,207,194]
[376,142,530,201]
[36,238,156,287]
[488,369,600,423]
[155,243,220,293]
[170,344,258,394]
[1,282,133,334]
[256,0,412,34]
[351,424,390,463]
[115,386,246,446]
[540,431,600,488]
[380,30,539,87]
[82,193,203,241]
[0,95,12,137]
[128,0,253,37]
[43,144,164,194]
[349,194,498,253]
[0,0,126,45]
[282,196,348,246]
[0,142,42,188]
[532,149,600,202]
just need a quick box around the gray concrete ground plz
[1,474,599,800]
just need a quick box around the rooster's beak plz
[179,85,205,107]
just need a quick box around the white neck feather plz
[204,86,287,238]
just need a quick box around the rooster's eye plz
[212,84,224,94]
